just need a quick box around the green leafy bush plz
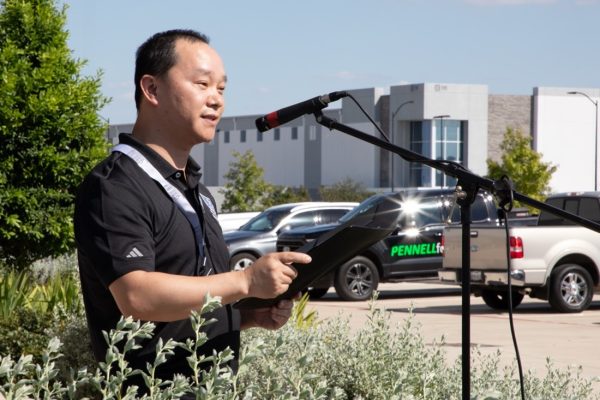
[0,259,84,362]
[319,177,374,203]
[0,307,53,361]
[0,295,598,399]
[239,301,459,399]
[0,270,31,320]
[0,296,239,399]
[262,185,311,209]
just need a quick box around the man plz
[74,29,310,391]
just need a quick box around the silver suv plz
[224,202,358,270]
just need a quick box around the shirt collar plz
[118,133,203,188]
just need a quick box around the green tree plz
[487,128,557,211]
[220,151,272,212]
[0,0,109,269]
[319,177,374,203]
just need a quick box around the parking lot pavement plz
[306,280,600,390]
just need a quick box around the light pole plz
[433,114,451,187]
[390,100,414,191]
[568,91,599,191]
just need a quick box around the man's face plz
[156,39,226,146]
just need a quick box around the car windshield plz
[399,196,443,228]
[338,195,387,224]
[341,193,442,228]
[238,209,290,232]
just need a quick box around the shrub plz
[0,294,598,399]
[319,178,374,202]
[0,307,53,362]
[0,296,235,399]
[262,185,311,208]
[239,300,460,399]
[0,270,31,320]
[0,257,84,363]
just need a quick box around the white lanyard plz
[111,144,207,271]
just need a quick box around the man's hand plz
[242,252,311,299]
[240,298,297,330]
[108,252,310,322]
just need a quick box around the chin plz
[195,130,216,144]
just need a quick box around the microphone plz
[255,91,348,132]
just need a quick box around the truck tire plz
[480,289,524,310]
[549,264,593,313]
[229,252,256,271]
[334,256,379,301]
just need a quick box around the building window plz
[409,121,428,187]
[434,119,462,188]
[240,129,246,143]
[292,127,298,140]
[407,120,463,188]
[257,131,263,142]
[309,126,317,141]
[224,131,230,143]
[274,128,280,141]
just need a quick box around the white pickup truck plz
[439,191,600,313]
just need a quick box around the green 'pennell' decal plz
[390,242,442,257]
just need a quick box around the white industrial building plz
[534,87,600,192]
[108,83,599,206]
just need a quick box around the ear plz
[139,75,160,107]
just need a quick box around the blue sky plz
[63,0,600,124]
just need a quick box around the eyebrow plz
[195,67,227,83]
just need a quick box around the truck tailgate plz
[443,225,508,270]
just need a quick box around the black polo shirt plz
[74,133,240,382]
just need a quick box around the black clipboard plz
[234,192,402,309]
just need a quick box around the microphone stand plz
[313,110,600,400]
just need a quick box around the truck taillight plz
[441,235,445,256]
[509,236,523,259]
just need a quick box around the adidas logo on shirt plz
[126,247,144,258]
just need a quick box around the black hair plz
[134,29,210,110]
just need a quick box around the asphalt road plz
[306,279,600,392]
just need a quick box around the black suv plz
[276,188,500,301]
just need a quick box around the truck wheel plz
[549,264,593,313]
[229,252,256,271]
[481,289,524,310]
[334,256,379,301]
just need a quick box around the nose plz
[207,88,224,110]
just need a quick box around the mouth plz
[201,114,220,125]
